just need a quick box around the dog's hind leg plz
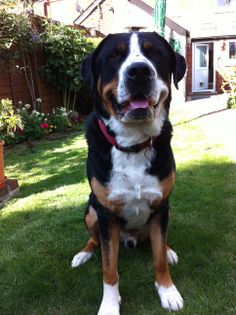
[71,205,99,268]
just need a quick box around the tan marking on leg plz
[101,222,120,285]
[150,172,175,209]
[91,177,123,213]
[84,205,99,251]
[149,216,173,287]
[160,172,176,200]
[82,237,99,253]
[85,205,98,230]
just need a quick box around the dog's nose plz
[126,62,153,82]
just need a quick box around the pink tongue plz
[130,99,148,109]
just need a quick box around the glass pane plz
[229,42,236,59]
[197,46,207,67]
[217,0,235,7]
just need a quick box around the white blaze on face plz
[117,33,168,106]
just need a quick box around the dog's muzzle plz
[125,62,155,93]
[115,62,160,123]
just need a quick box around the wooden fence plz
[0,48,63,113]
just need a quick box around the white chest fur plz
[108,147,163,229]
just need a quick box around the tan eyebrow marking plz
[117,43,126,52]
[143,41,152,50]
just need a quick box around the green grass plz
[1,111,236,315]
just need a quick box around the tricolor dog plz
[72,32,186,315]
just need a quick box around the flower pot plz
[0,141,6,189]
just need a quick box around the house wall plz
[186,38,236,98]
[167,0,236,38]
[34,0,79,25]
[79,0,155,34]
[80,0,115,34]
[166,0,236,98]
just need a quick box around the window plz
[217,0,235,6]
[196,46,207,68]
[229,41,236,59]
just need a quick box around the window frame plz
[227,40,236,65]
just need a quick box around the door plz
[193,43,209,91]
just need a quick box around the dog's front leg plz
[98,217,121,315]
[149,204,184,311]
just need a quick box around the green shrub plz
[40,22,95,110]
[0,11,40,109]
[221,67,236,109]
[0,98,23,144]
[46,107,72,132]
[16,105,47,141]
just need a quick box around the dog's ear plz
[151,33,186,89]
[80,35,112,90]
[173,52,186,89]
[80,53,94,89]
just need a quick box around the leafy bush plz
[41,22,95,110]
[0,10,40,109]
[16,104,47,142]
[221,67,236,109]
[46,107,72,132]
[0,98,23,144]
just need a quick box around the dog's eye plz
[145,48,162,59]
[110,52,118,58]
[109,51,120,59]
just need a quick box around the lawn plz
[1,109,236,315]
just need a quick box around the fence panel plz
[0,49,63,113]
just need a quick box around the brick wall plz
[185,42,192,99]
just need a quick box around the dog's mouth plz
[111,93,157,123]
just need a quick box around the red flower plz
[40,123,49,129]
[17,126,24,134]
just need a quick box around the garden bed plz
[1,98,84,146]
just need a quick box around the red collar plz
[98,119,157,153]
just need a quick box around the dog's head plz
[81,32,186,123]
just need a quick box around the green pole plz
[154,0,166,37]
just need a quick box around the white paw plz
[155,283,184,311]
[98,304,120,315]
[98,283,121,315]
[167,248,179,265]
[71,251,93,268]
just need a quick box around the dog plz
[71,32,186,315]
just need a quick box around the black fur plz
[86,112,112,184]
[82,32,186,227]
[75,32,186,312]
